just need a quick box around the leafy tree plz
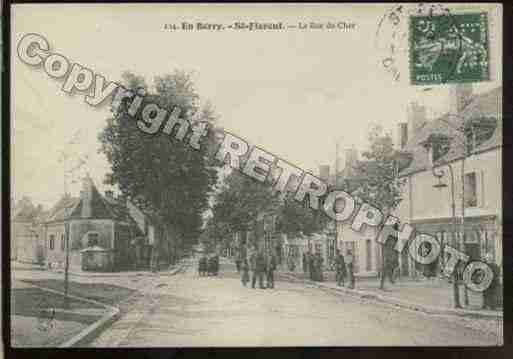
[352,124,405,288]
[210,170,280,234]
[98,70,218,262]
[353,124,404,212]
[277,196,327,236]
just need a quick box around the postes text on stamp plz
[410,12,489,85]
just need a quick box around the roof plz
[328,160,381,193]
[399,86,502,176]
[45,195,81,222]
[12,205,42,222]
[43,179,141,233]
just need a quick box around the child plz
[241,258,250,286]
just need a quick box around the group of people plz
[302,249,355,288]
[236,249,277,289]
[302,251,325,282]
[198,253,220,276]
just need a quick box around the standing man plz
[315,251,324,282]
[250,249,266,289]
[346,249,355,289]
[235,251,242,273]
[302,252,308,275]
[266,250,277,289]
[307,251,315,280]
[380,235,398,289]
[335,249,346,286]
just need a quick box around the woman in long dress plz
[241,258,250,286]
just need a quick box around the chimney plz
[105,190,114,201]
[81,175,93,218]
[397,122,408,149]
[449,83,473,114]
[407,101,426,142]
[319,165,330,183]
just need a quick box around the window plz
[315,243,322,254]
[465,117,497,154]
[61,234,65,251]
[49,235,55,250]
[87,233,99,247]
[464,172,478,208]
[432,135,451,162]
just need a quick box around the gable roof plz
[72,184,115,219]
[12,203,43,222]
[45,195,81,222]
[399,86,502,176]
[44,180,125,223]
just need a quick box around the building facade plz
[42,175,144,271]
[394,85,502,279]
[11,197,46,264]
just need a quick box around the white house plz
[394,84,502,279]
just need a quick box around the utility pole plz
[57,131,87,309]
[333,141,340,263]
[64,222,70,308]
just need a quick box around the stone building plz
[395,85,502,278]
[11,197,46,264]
[42,175,143,271]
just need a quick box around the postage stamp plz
[409,12,489,85]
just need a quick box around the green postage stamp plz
[410,12,489,85]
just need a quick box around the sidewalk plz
[11,258,189,347]
[281,270,503,319]
[12,260,183,278]
[11,279,110,347]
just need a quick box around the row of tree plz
[98,70,219,263]
[98,69,404,263]
[202,170,330,251]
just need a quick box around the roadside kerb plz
[24,283,120,348]
[280,272,503,320]
[28,259,189,347]
[89,258,192,347]
[62,259,189,347]
[51,261,189,278]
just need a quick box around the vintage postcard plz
[8,3,503,348]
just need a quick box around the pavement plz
[278,269,503,320]
[11,279,108,347]
[88,256,503,346]
[10,259,187,347]
[11,260,177,277]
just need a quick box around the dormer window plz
[430,134,451,163]
[465,117,497,154]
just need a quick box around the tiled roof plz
[45,181,121,222]
[45,195,81,222]
[12,204,42,222]
[399,86,501,176]
[34,210,51,224]
[104,196,144,235]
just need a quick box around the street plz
[91,257,502,347]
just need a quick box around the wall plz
[12,221,44,263]
[337,223,379,276]
[45,222,66,268]
[397,148,501,222]
[395,147,502,268]
[45,219,114,269]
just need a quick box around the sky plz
[11,3,502,209]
